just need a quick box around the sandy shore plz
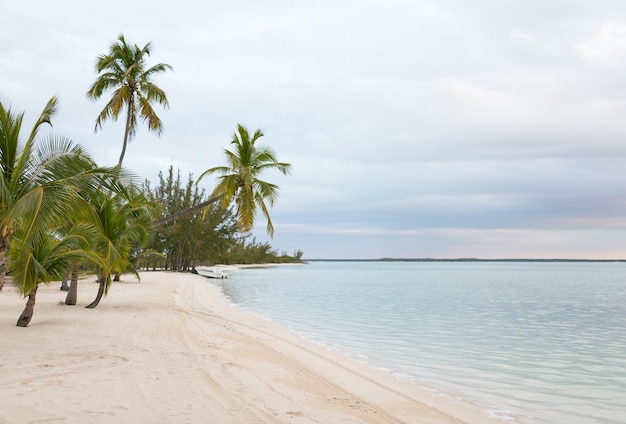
[0,271,502,424]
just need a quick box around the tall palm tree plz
[0,97,122,292]
[86,34,173,167]
[197,124,291,237]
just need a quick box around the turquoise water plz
[212,261,626,424]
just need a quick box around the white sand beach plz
[0,271,502,424]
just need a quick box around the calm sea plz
[211,261,626,424]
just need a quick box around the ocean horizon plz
[211,261,626,424]
[306,258,626,262]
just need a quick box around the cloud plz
[3,1,626,258]
[576,21,626,65]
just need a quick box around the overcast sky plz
[2,0,626,259]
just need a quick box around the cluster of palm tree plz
[2,34,292,327]
[0,97,136,326]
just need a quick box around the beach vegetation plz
[144,166,304,268]
[215,236,304,265]
[148,124,299,266]
[86,34,173,167]
[0,97,126,324]
[83,188,150,309]
[144,167,238,271]
[151,123,292,240]
[11,224,101,326]
[3,35,298,325]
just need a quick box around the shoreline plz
[1,271,503,423]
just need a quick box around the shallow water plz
[213,261,626,424]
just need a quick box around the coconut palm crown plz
[197,124,291,238]
[86,34,172,167]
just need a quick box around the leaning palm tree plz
[86,34,173,167]
[84,190,148,309]
[197,124,291,237]
[60,181,149,306]
[0,97,123,292]
[152,124,291,237]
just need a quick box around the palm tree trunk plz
[17,284,39,327]
[117,98,134,168]
[60,266,70,291]
[0,232,11,291]
[152,194,223,227]
[0,262,5,291]
[85,271,106,309]
[65,262,79,305]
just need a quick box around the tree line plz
[1,34,301,327]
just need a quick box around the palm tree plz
[197,124,291,237]
[152,125,291,238]
[0,97,56,291]
[10,224,98,326]
[84,190,149,309]
[0,97,122,292]
[86,34,173,167]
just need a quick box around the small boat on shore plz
[196,266,228,279]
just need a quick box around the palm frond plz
[0,100,24,184]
